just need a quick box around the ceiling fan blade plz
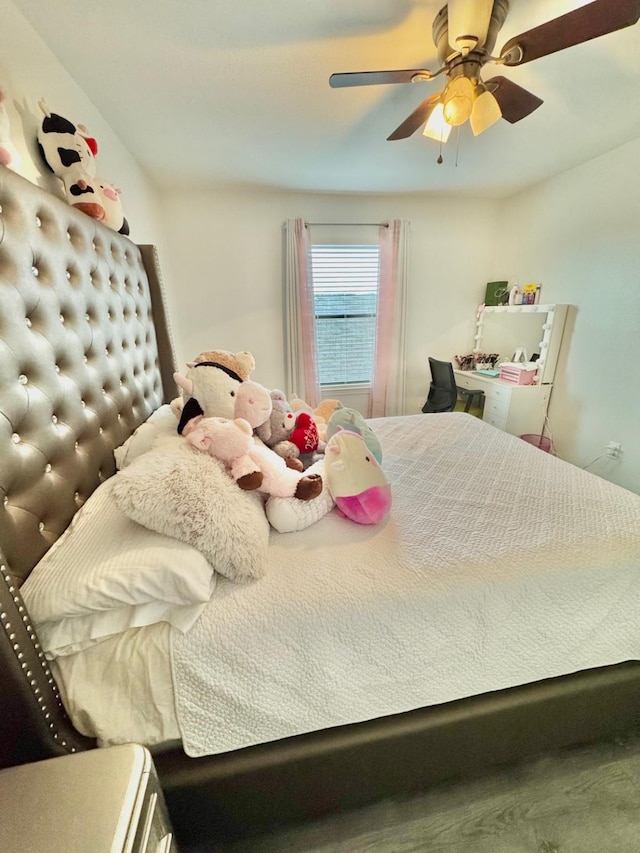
[484,76,543,124]
[500,0,640,66]
[387,94,441,141]
[329,70,432,88]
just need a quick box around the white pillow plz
[21,476,216,659]
[114,404,178,469]
[112,435,270,584]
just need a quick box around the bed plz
[2,162,640,846]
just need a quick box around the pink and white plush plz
[0,88,21,171]
[324,429,391,525]
[186,417,323,502]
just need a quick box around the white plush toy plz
[0,88,21,171]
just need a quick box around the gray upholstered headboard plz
[0,163,177,766]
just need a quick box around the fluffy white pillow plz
[21,476,216,659]
[112,435,270,583]
[114,404,178,469]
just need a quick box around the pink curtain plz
[369,219,408,418]
[284,219,320,407]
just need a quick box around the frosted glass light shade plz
[423,103,452,141]
[442,77,474,126]
[470,90,502,136]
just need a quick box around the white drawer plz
[485,398,510,419]
[485,384,511,404]
[483,411,507,430]
[455,372,476,391]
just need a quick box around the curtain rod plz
[306,221,388,227]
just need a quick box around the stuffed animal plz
[186,416,323,501]
[0,88,21,171]
[36,99,128,234]
[254,390,301,469]
[289,395,342,442]
[174,349,255,434]
[290,411,324,469]
[326,406,383,464]
[324,429,391,525]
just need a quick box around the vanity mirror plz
[474,304,568,385]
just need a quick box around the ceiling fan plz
[329,0,640,143]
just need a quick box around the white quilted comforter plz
[170,413,640,757]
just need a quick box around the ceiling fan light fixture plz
[423,102,452,142]
[442,76,474,126]
[470,89,502,136]
[447,0,494,54]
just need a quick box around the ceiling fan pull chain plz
[455,126,461,167]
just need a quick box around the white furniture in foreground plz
[456,303,569,436]
[0,744,177,852]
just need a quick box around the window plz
[310,244,380,387]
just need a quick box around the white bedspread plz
[170,413,640,757]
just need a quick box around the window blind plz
[310,244,380,386]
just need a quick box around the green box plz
[484,281,509,306]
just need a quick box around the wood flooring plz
[193,732,640,852]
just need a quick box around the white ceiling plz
[13,0,640,198]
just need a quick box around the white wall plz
[0,0,162,245]
[491,138,640,494]
[157,188,498,414]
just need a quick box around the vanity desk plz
[454,369,551,435]
[457,303,569,437]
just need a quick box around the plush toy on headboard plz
[0,88,21,172]
[36,99,129,234]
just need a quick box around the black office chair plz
[421,357,485,415]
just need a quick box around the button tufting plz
[45,463,52,473]
[32,265,39,277]
[25,317,32,327]
[55,365,60,373]
[38,522,45,532]
[35,215,42,227]
[67,231,72,241]
[11,433,20,444]
[83,355,88,363]
[66,270,71,280]
[18,374,27,384]
[3,496,8,507]
[60,314,65,323]
[52,415,58,424]
[85,312,91,321]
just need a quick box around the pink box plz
[499,364,537,385]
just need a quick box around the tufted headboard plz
[0,163,177,767]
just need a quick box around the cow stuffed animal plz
[36,100,129,234]
[186,416,323,501]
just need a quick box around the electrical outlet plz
[605,441,622,459]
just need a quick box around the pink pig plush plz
[186,416,322,501]
[324,428,391,524]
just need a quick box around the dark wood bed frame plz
[1,163,639,846]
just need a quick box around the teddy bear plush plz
[254,389,302,470]
[289,395,343,442]
[174,349,256,434]
[185,416,323,501]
